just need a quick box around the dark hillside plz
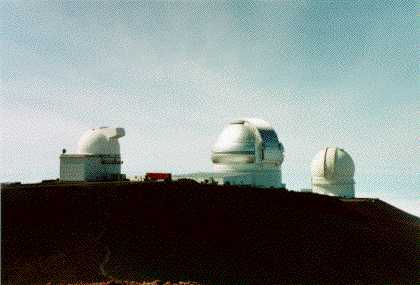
[2,182,418,284]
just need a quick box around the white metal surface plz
[211,118,285,188]
[310,147,355,198]
[60,127,125,182]
[78,127,125,155]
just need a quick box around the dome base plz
[214,164,284,188]
[60,154,123,182]
[311,183,354,198]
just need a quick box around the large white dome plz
[211,118,285,188]
[311,147,355,198]
[77,127,125,155]
[211,118,284,165]
[212,122,256,164]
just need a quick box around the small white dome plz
[77,127,125,155]
[311,147,355,179]
[310,147,355,198]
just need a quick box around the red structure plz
[145,172,172,182]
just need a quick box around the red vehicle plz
[144,172,172,182]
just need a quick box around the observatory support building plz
[60,127,125,182]
[211,118,285,188]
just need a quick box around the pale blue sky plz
[1,2,418,215]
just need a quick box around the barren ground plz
[2,182,418,284]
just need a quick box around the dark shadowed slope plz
[2,182,419,284]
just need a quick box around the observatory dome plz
[311,147,355,179]
[212,119,284,165]
[211,118,285,188]
[212,122,257,164]
[77,127,125,155]
[311,147,355,198]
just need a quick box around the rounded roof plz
[211,118,284,165]
[77,127,125,155]
[311,147,355,179]
[212,122,256,153]
[242,118,272,129]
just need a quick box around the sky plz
[1,1,419,216]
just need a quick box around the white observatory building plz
[60,127,126,182]
[210,118,285,188]
[310,147,355,198]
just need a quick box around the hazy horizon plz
[1,2,418,216]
